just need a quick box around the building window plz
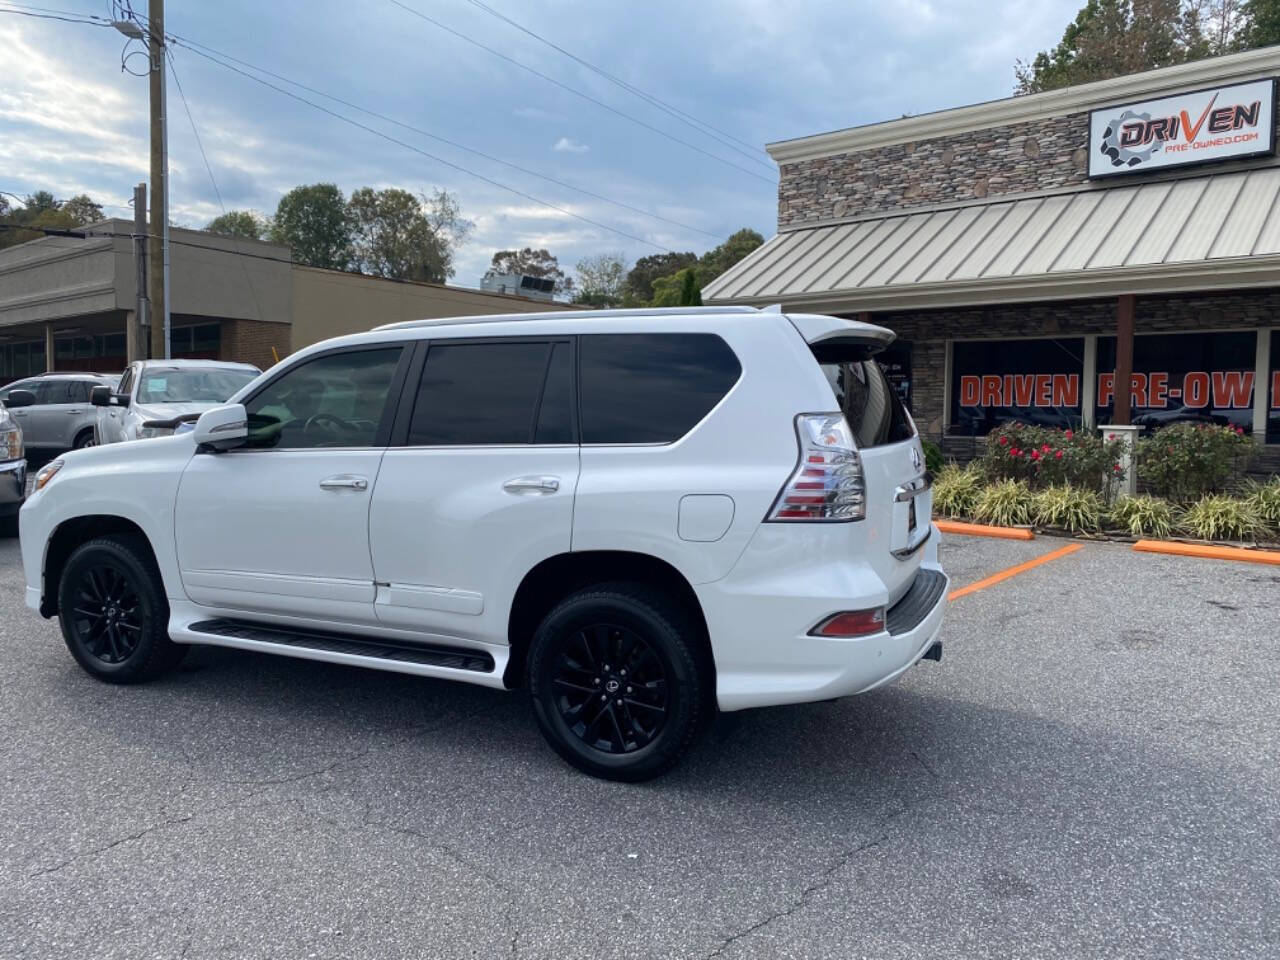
[949,338,1085,436]
[1096,331,1255,433]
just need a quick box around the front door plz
[369,339,579,645]
[175,345,409,625]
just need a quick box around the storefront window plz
[876,342,913,412]
[1096,331,1255,432]
[949,338,1085,436]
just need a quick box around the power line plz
[460,0,771,166]
[166,47,269,329]
[0,2,111,26]
[158,32,722,240]
[385,0,775,186]
[169,42,676,252]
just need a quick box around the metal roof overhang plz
[704,167,1280,312]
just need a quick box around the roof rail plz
[374,305,763,332]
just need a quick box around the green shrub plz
[1180,495,1267,542]
[1108,495,1176,538]
[1136,423,1253,501]
[921,438,944,475]
[1031,484,1103,533]
[981,423,1126,490]
[1245,478,1280,528]
[933,463,982,518]
[973,479,1033,527]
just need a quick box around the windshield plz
[137,368,257,405]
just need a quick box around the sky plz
[0,0,1083,290]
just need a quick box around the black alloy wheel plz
[58,535,187,683]
[70,563,143,664]
[529,583,706,782]
[552,623,669,755]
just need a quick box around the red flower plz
[1031,450,1040,460]
[999,435,1009,446]
[1235,426,1245,435]
[1064,429,1073,440]
[1041,443,1051,452]
[1113,463,1122,472]
[1055,450,1063,460]
[1010,447,1021,456]
[1108,433,1116,440]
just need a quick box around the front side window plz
[137,367,257,405]
[579,333,741,444]
[244,348,403,449]
[0,379,43,403]
[407,340,573,446]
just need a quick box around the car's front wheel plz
[73,429,96,449]
[57,535,187,683]
[528,583,707,782]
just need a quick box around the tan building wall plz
[290,266,569,352]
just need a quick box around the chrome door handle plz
[319,475,369,491]
[67,409,84,415]
[503,475,560,494]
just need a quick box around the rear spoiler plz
[784,313,896,362]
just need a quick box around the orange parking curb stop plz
[936,520,1035,541]
[1133,540,1280,566]
[949,543,1084,601]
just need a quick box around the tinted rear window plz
[580,334,741,444]
[408,341,573,445]
[822,359,915,448]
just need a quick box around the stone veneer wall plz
[778,108,1280,227]
[863,290,1280,446]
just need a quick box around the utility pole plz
[147,0,170,359]
[132,182,149,362]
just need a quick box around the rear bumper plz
[697,523,948,712]
[0,459,25,516]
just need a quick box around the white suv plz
[19,307,946,781]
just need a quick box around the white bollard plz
[1100,424,1140,499]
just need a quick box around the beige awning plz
[704,168,1280,311]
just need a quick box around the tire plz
[73,429,96,450]
[528,582,706,782]
[57,534,187,683]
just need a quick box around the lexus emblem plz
[911,446,922,471]
[605,679,621,693]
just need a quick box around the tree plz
[624,251,697,302]
[0,190,104,250]
[651,267,703,306]
[205,210,267,240]
[269,183,352,270]
[1013,0,1252,94]
[488,247,574,296]
[1240,0,1280,45]
[698,228,764,284]
[60,194,103,225]
[347,187,470,283]
[573,252,628,306]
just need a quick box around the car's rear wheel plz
[57,535,187,683]
[73,429,96,449]
[528,583,706,781]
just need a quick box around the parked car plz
[0,397,26,529]
[92,359,260,444]
[19,307,946,781]
[0,373,120,452]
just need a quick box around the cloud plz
[552,137,589,154]
[514,106,567,122]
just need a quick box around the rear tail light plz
[811,608,885,637]
[767,413,866,522]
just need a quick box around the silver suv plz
[0,373,118,451]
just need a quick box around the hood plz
[133,401,221,422]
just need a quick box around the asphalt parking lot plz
[0,526,1277,959]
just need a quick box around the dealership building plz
[0,220,563,378]
[706,47,1280,468]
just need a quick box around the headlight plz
[1,425,21,460]
[138,425,175,439]
[34,459,63,492]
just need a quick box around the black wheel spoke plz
[551,620,670,756]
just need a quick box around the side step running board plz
[187,619,495,673]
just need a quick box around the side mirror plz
[2,389,36,408]
[90,385,111,406]
[192,403,248,453]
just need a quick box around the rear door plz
[815,344,929,603]
[368,337,579,644]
